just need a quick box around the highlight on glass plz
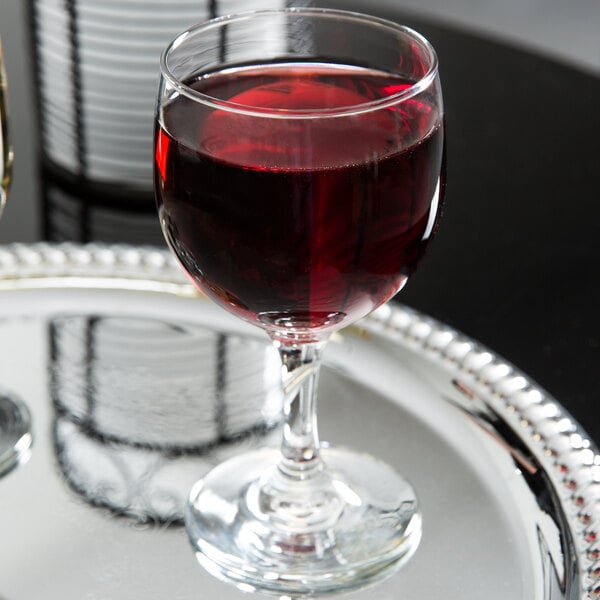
[154,8,444,595]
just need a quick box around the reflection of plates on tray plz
[50,314,282,449]
[0,243,598,599]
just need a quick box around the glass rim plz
[159,7,440,119]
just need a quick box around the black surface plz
[328,0,600,442]
[1,2,599,441]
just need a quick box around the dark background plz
[0,1,598,440]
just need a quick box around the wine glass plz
[154,8,444,595]
[0,35,32,479]
[0,35,13,216]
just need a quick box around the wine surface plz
[155,62,444,340]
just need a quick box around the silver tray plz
[0,243,598,600]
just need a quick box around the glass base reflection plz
[0,391,32,478]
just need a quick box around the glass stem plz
[276,340,326,482]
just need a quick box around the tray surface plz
[0,243,598,599]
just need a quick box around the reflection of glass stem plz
[0,36,13,217]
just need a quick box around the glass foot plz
[185,446,421,596]
[0,391,33,477]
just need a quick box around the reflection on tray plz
[49,315,283,524]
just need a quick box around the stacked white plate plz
[32,0,291,190]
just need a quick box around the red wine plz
[155,62,444,341]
